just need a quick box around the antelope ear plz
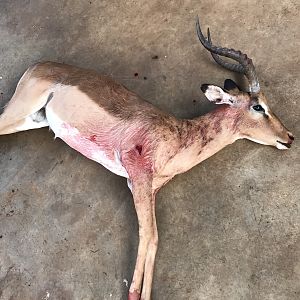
[201,84,236,105]
[224,79,241,92]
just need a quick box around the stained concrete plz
[0,1,299,299]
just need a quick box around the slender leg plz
[128,176,154,300]
[0,114,48,135]
[0,119,29,135]
[141,195,158,300]
[0,66,52,135]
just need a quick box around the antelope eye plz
[252,104,265,112]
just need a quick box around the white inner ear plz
[205,86,234,105]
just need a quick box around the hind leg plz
[0,64,53,135]
[0,109,49,135]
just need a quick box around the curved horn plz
[196,16,260,93]
[207,28,244,74]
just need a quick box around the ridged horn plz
[196,16,260,93]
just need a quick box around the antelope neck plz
[178,105,240,166]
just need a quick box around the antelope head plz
[196,17,294,150]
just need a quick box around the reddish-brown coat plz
[0,61,293,300]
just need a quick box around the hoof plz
[128,290,140,300]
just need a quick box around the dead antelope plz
[0,17,294,300]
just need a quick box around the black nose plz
[288,133,294,141]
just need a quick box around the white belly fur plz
[46,106,129,178]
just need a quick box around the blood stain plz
[135,145,142,155]
[89,135,97,142]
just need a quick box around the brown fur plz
[32,62,172,123]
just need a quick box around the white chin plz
[276,142,288,150]
[245,137,269,146]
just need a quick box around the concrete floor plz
[0,0,299,299]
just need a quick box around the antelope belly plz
[46,107,129,178]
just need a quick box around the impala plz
[0,17,294,300]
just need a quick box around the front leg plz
[141,193,158,300]
[128,174,155,300]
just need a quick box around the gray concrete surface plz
[0,1,299,299]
